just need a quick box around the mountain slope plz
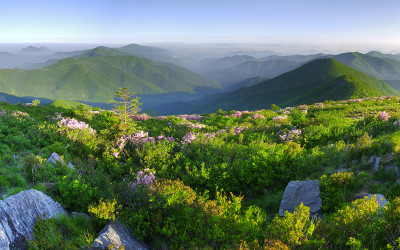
[195,55,257,74]
[0,55,221,103]
[180,58,400,113]
[332,52,400,80]
[206,60,303,87]
[366,51,400,62]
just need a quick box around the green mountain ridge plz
[206,59,303,87]
[332,52,400,80]
[0,55,221,103]
[155,58,400,114]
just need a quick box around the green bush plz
[268,203,315,248]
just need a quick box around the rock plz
[369,155,381,171]
[68,162,75,169]
[0,189,67,249]
[366,194,388,208]
[396,167,400,177]
[279,180,322,217]
[47,152,64,165]
[91,220,149,250]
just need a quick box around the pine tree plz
[111,87,141,125]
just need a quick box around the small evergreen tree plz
[110,87,141,125]
[32,99,40,106]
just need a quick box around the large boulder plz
[279,180,322,217]
[0,189,67,249]
[91,220,149,250]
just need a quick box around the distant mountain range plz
[196,51,400,88]
[0,55,221,105]
[153,58,400,114]
[2,43,400,115]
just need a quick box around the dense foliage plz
[2,96,400,248]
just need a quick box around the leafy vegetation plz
[2,93,400,248]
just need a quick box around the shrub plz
[269,203,315,247]
[320,172,355,213]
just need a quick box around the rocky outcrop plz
[47,152,64,164]
[91,220,149,250]
[0,189,67,249]
[279,180,322,217]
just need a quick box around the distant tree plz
[32,99,40,106]
[110,87,141,125]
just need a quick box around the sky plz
[1,0,400,51]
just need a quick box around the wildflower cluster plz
[130,113,151,121]
[225,110,251,118]
[58,118,96,134]
[251,113,265,119]
[379,111,390,122]
[233,126,246,134]
[128,168,155,190]
[178,121,207,129]
[0,108,7,116]
[181,132,197,148]
[177,114,203,121]
[272,115,288,123]
[279,129,302,142]
[123,131,174,148]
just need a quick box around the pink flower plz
[379,111,390,121]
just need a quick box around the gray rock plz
[396,167,400,177]
[0,189,67,249]
[91,220,149,250]
[279,180,322,217]
[47,152,64,165]
[369,155,381,171]
[366,194,388,208]
[68,162,75,169]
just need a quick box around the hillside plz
[366,51,400,62]
[0,55,221,103]
[195,55,257,74]
[332,52,400,80]
[171,58,400,113]
[206,59,303,87]
[2,95,400,249]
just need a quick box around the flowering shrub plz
[58,118,96,134]
[131,113,151,121]
[0,108,7,116]
[177,114,203,121]
[379,111,390,121]
[279,129,301,142]
[250,112,265,119]
[225,110,251,118]
[181,132,197,148]
[272,115,288,123]
[128,168,156,190]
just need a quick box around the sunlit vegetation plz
[2,95,400,248]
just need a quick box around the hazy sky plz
[1,0,400,50]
